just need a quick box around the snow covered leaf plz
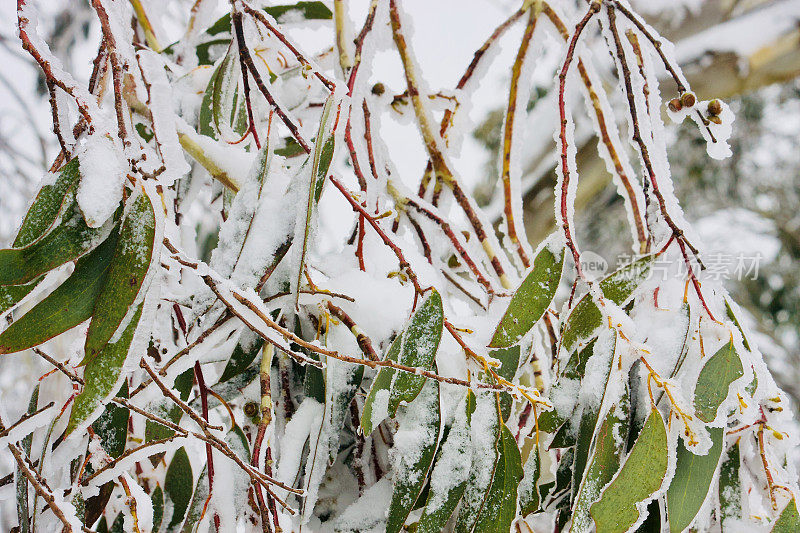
[719,441,742,529]
[198,49,247,141]
[571,399,630,533]
[84,192,156,363]
[181,465,208,532]
[417,390,475,532]
[493,345,520,420]
[518,438,541,517]
[91,381,130,459]
[219,333,263,383]
[15,386,39,533]
[325,323,365,463]
[0,229,119,354]
[772,498,800,532]
[164,447,194,532]
[666,427,723,533]
[694,339,743,422]
[1,159,81,312]
[590,409,668,533]
[561,255,655,352]
[490,244,564,348]
[145,369,194,446]
[455,391,500,533]
[0,197,114,287]
[472,424,523,533]
[361,290,443,433]
[386,379,440,533]
[66,305,142,436]
[151,485,164,532]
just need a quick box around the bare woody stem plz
[232,10,311,153]
[556,1,601,277]
[326,301,379,361]
[500,7,538,269]
[388,0,511,289]
[605,5,716,320]
[542,3,647,251]
[91,0,129,146]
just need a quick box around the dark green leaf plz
[151,485,164,532]
[92,381,130,459]
[219,333,264,383]
[0,230,119,355]
[66,305,142,436]
[719,441,742,528]
[694,340,744,422]
[386,380,441,533]
[361,290,443,434]
[0,200,113,287]
[165,447,194,531]
[15,386,39,533]
[667,427,724,533]
[85,192,156,361]
[490,244,564,347]
[418,390,475,532]
[590,409,668,533]
[472,424,523,533]
[571,398,630,533]
[518,438,541,516]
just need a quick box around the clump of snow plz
[77,133,127,228]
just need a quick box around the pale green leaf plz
[694,340,743,423]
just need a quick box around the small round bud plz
[708,115,722,125]
[371,83,385,96]
[243,401,259,418]
[680,92,696,107]
[667,98,682,113]
[707,99,722,116]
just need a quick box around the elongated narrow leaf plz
[472,424,523,533]
[15,386,39,533]
[165,447,194,531]
[151,485,164,532]
[386,379,440,533]
[694,340,743,422]
[518,438,541,517]
[1,160,81,313]
[571,400,630,533]
[85,193,156,361]
[418,390,475,532]
[591,409,668,533]
[219,332,264,383]
[91,381,130,459]
[294,94,340,309]
[667,427,723,532]
[772,498,800,532]
[0,200,113,287]
[562,255,655,352]
[719,441,742,528]
[0,230,119,354]
[182,466,208,532]
[456,391,500,533]
[361,290,444,433]
[66,305,142,435]
[490,244,564,347]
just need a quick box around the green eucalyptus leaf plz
[0,229,119,355]
[719,441,742,529]
[518,438,541,516]
[666,426,724,533]
[386,379,441,533]
[361,290,443,433]
[151,485,164,532]
[0,198,114,287]
[219,332,264,383]
[84,192,156,362]
[772,498,800,532]
[66,305,142,436]
[694,339,744,423]
[165,447,194,531]
[455,391,500,533]
[490,243,564,348]
[91,381,130,459]
[590,409,668,533]
[417,390,475,532]
[472,424,523,533]
[571,398,630,533]
[15,386,39,533]
[561,255,655,352]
